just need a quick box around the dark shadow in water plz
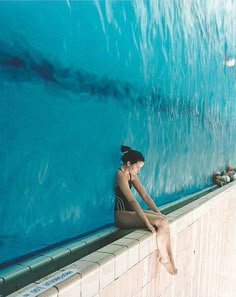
[0,38,224,125]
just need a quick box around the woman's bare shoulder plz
[115,169,125,180]
[131,174,140,182]
[116,170,130,185]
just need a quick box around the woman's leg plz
[115,211,177,275]
[143,210,177,272]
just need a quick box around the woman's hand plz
[146,221,156,234]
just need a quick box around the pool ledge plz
[5,182,236,296]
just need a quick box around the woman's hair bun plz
[121,145,132,153]
[120,145,145,164]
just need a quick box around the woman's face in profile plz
[128,161,144,175]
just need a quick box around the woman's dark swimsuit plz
[114,168,133,211]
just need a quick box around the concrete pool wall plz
[7,183,236,297]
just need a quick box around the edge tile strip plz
[3,182,236,296]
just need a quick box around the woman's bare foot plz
[160,257,177,275]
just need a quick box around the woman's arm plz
[116,172,155,233]
[132,175,161,213]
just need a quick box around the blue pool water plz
[0,0,235,264]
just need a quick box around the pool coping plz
[1,182,231,296]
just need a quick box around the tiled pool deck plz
[1,183,235,297]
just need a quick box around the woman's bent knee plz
[160,216,169,225]
[153,216,169,229]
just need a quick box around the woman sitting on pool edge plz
[114,145,177,275]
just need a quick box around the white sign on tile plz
[17,268,78,297]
